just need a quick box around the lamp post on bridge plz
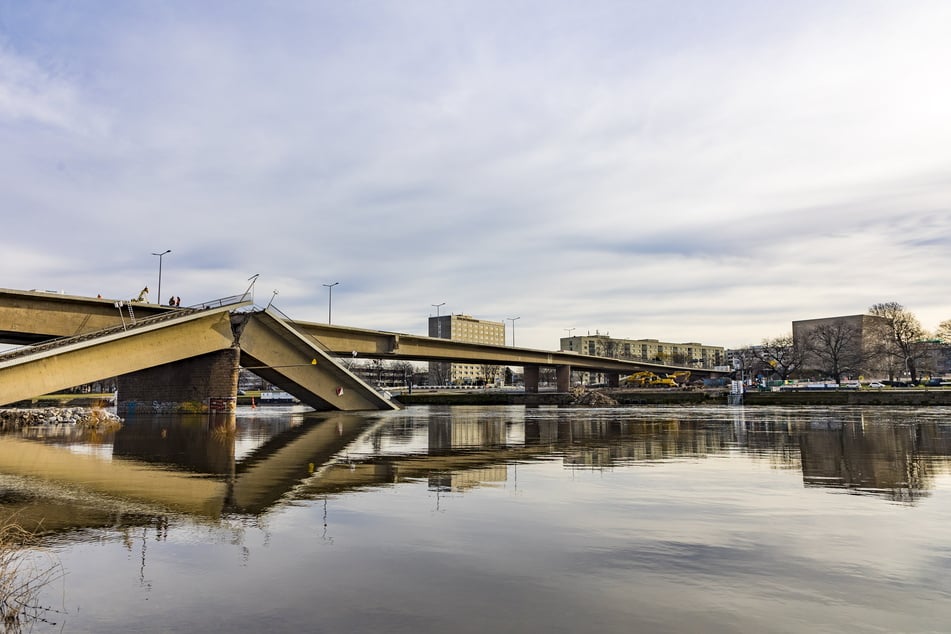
[507,316,520,347]
[151,249,171,305]
[323,282,339,324]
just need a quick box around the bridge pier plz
[524,366,540,393]
[607,372,620,388]
[556,366,572,392]
[117,347,240,415]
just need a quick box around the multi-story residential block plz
[559,333,725,368]
[428,314,505,385]
[558,332,725,385]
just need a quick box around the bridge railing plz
[263,304,334,354]
[186,292,250,311]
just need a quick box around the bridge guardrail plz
[263,304,334,354]
[188,292,250,311]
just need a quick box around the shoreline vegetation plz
[0,519,64,632]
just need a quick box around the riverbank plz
[395,388,720,407]
[395,387,951,407]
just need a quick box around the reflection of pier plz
[225,413,390,514]
[108,412,397,514]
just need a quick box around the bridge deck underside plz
[292,321,715,376]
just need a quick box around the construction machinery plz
[621,370,690,388]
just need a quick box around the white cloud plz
[0,1,949,350]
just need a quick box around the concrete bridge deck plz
[0,287,726,410]
[0,292,398,412]
[0,287,726,374]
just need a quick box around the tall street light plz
[431,303,446,338]
[507,316,521,347]
[151,249,171,305]
[323,282,339,324]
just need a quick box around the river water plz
[2,404,951,633]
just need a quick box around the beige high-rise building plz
[429,314,505,385]
[792,314,888,378]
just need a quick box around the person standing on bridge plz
[134,286,149,302]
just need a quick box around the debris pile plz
[0,408,123,431]
[569,388,619,407]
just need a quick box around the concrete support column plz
[524,366,540,393]
[117,347,240,415]
[607,372,620,388]
[556,366,572,392]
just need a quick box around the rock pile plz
[569,388,619,407]
[0,408,124,431]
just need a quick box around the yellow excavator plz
[622,371,657,387]
[669,371,691,385]
[622,370,690,388]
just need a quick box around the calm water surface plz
[3,404,951,633]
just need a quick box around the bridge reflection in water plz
[1,406,950,536]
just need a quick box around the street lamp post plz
[431,302,446,338]
[323,282,339,324]
[507,316,521,347]
[151,250,171,305]
[563,327,575,352]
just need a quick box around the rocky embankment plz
[0,407,124,431]
[569,387,620,407]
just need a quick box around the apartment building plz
[559,333,725,368]
[558,332,725,385]
[428,314,505,385]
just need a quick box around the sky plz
[1,0,949,351]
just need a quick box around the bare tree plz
[479,364,500,386]
[759,334,804,381]
[539,366,557,386]
[730,346,770,382]
[807,321,865,383]
[392,360,415,386]
[428,362,448,386]
[868,302,926,383]
[936,319,951,343]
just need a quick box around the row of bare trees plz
[738,302,950,384]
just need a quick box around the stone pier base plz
[117,348,240,415]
